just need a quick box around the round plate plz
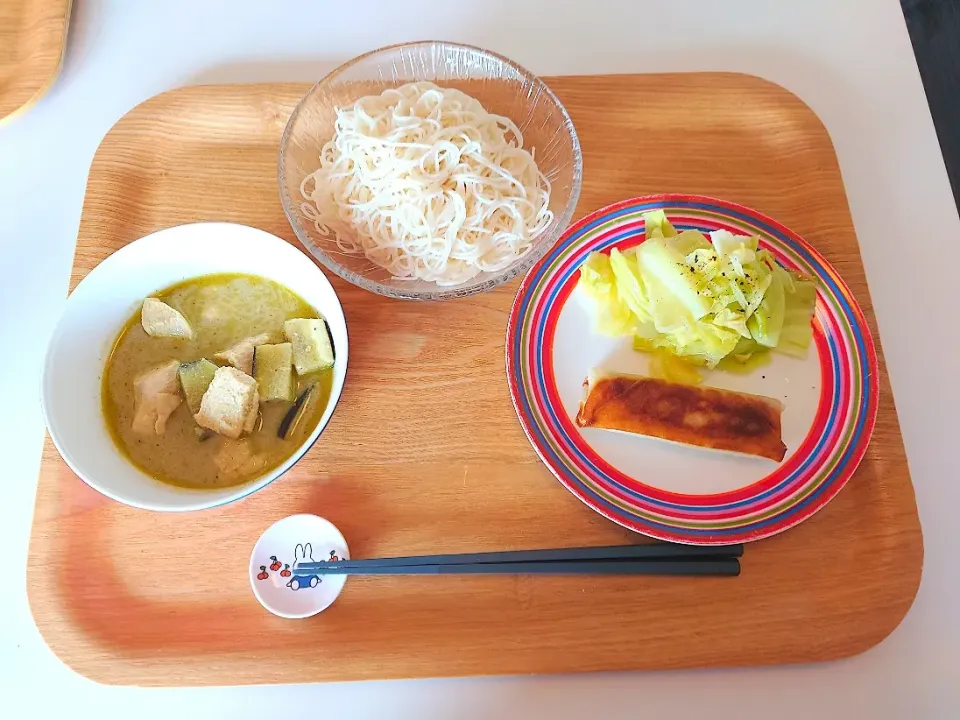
[250,514,350,619]
[506,195,879,544]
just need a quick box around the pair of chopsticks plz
[294,543,743,577]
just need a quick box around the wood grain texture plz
[0,0,71,121]
[28,75,923,686]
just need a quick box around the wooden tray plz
[28,74,923,686]
[0,0,71,121]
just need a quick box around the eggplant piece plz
[178,358,218,414]
[283,318,334,374]
[253,343,295,402]
[278,384,316,440]
[194,426,215,442]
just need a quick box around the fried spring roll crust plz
[576,370,787,462]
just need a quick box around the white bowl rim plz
[40,221,349,512]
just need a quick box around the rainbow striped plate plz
[506,195,878,544]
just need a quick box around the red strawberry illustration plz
[269,556,281,572]
[256,565,269,581]
[329,550,339,562]
[280,564,291,578]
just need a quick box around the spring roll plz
[575,369,787,462]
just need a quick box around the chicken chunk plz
[193,366,260,440]
[214,332,272,375]
[141,298,193,339]
[132,360,183,435]
[214,440,266,479]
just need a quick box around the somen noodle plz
[299,82,553,286]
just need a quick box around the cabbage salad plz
[577,211,817,373]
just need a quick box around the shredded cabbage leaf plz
[577,251,636,336]
[577,211,817,369]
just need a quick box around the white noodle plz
[299,82,554,286]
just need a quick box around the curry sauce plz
[102,273,333,489]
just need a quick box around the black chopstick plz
[302,558,739,576]
[295,542,742,572]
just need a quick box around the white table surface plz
[2,0,958,716]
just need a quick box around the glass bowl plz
[278,41,583,300]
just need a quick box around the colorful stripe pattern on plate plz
[506,195,879,544]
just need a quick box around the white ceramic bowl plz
[41,223,349,512]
